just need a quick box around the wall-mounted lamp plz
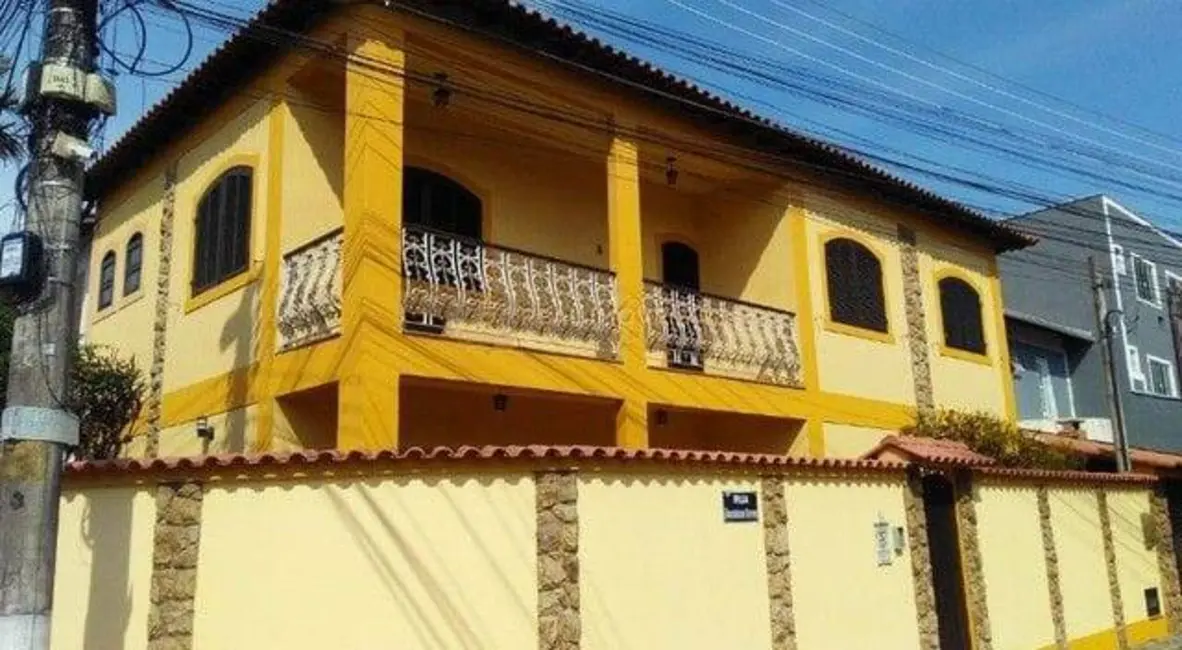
[195,415,215,441]
[655,409,669,426]
[493,393,509,412]
[665,156,679,187]
[432,72,453,108]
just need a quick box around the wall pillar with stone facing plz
[1151,485,1182,635]
[904,469,940,650]
[1037,486,1069,649]
[145,163,178,458]
[147,481,204,650]
[761,476,797,650]
[897,224,935,412]
[953,470,992,650]
[536,471,579,650]
[1098,490,1130,650]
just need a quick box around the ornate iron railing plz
[277,229,342,351]
[402,225,619,356]
[644,282,802,386]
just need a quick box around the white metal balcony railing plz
[401,225,620,356]
[275,227,802,387]
[277,229,343,351]
[644,282,803,386]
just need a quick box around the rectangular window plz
[1132,255,1159,305]
[1147,356,1177,397]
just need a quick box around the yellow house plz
[80,0,1030,460]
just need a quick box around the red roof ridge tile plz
[65,444,908,477]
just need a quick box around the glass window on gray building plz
[1012,341,1074,420]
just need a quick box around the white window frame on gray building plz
[1146,354,1178,398]
[1131,253,1161,308]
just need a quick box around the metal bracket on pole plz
[0,406,79,446]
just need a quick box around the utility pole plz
[0,0,101,647]
[1090,256,1131,473]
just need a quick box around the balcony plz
[644,282,802,387]
[401,225,620,358]
[278,229,342,351]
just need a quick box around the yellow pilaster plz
[338,25,405,451]
[789,205,820,393]
[608,132,649,449]
[253,95,288,452]
[988,260,1018,421]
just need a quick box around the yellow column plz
[338,23,405,451]
[608,132,649,449]
[988,259,1018,421]
[252,95,289,452]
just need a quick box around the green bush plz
[901,409,1083,470]
[68,345,145,460]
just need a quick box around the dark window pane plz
[939,277,985,354]
[193,167,253,295]
[99,251,116,309]
[824,238,887,333]
[124,233,143,296]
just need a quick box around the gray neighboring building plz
[1000,195,1182,451]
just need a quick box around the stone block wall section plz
[761,476,797,650]
[897,224,935,412]
[954,470,992,650]
[1151,486,1182,635]
[904,469,940,650]
[145,163,178,458]
[148,481,204,650]
[1099,490,1131,650]
[1037,486,1069,649]
[536,472,579,650]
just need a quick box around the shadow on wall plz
[80,491,135,647]
[322,475,534,649]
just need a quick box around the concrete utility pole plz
[1090,256,1131,473]
[0,0,100,647]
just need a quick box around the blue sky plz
[2,0,1180,230]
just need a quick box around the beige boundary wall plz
[53,452,1182,650]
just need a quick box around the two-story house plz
[80,0,1029,460]
[1001,195,1182,450]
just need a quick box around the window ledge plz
[822,319,895,344]
[91,290,147,325]
[185,265,261,314]
[1130,389,1181,402]
[939,344,992,367]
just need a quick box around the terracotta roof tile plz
[65,445,906,478]
[863,435,997,467]
[1032,432,1182,471]
[975,466,1159,485]
[85,0,1032,252]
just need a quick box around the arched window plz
[403,167,482,239]
[661,241,700,291]
[402,167,483,331]
[939,276,985,354]
[193,166,252,295]
[660,241,702,369]
[124,233,143,296]
[824,237,887,333]
[98,250,116,310]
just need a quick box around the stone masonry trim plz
[761,476,797,650]
[148,481,203,650]
[1151,486,1182,635]
[1037,486,1068,649]
[954,470,992,650]
[1098,490,1130,650]
[146,164,177,458]
[898,224,935,412]
[537,472,579,650]
[904,469,940,650]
